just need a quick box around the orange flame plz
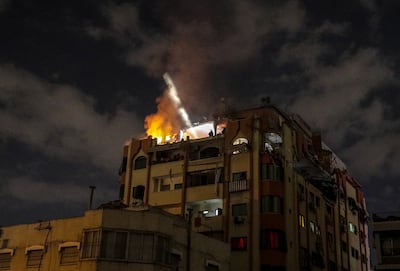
[145,93,182,144]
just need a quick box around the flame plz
[145,73,195,144]
[145,95,181,144]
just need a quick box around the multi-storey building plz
[0,206,230,271]
[373,212,400,270]
[119,105,370,271]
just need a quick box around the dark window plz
[132,185,145,200]
[100,231,127,259]
[174,183,183,190]
[299,247,310,269]
[119,184,125,200]
[26,250,44,267]
[342,241,348,252]
[231,237,247,251]
[134,156,147,169]
[82,230,101,258]
[328,260,336,271]
[351,247,359,259]
[206,263,220,271]
[260,229,286,250]
[260,164,283,181]
[187,170,219,187]
[118,157,127,175]
[232,203,247,216]
[261,196,282,213]
[232,172,247,182]
[311,251,324,268]
[0,252,11,269]
[60,246,79,265]
[128,232,154,261]
[200,147,219,159]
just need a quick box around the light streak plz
[163,73,193,129]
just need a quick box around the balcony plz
[193,215,224,233]
[229,179,248,193]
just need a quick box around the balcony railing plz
[229,179,248,192]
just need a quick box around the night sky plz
[1,0,400,226]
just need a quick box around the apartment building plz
[0,206,230,271]
[373,212,400,270]
[119,105,370,271]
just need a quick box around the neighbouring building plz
[119,104,371,271]
[0,206,230,271]
[373,212,400,270]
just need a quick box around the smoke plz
[87,0,305,119]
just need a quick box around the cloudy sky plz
[1,0,399,226]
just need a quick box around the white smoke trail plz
[163,73,193,129]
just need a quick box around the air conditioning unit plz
[234,216,245,224]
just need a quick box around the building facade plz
[0,207,230,271]
[119,105,370,271]
[373,212,400,270]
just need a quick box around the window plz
[299,214,305,228]
[261,196,282,214]
[82,230,101,258]
[200,147,219,159]
[310,221,315,233]
[232,172,247,182]
[349,222,357,234]
[187,170,218,187]
[134,156,147,169]
[232,203,247,216]
[118,157,127,175]
[26,247,44,268]
[311,251,324,268]
[128,232,154,261]
[260,230,286,250]
[231,237,247,251]
[60,246,79,265]
[169,251,182,267]
[342,241,348,252]
[299,247,310,269]
[206,260,220,271]
[260,164,283,181]
[0,249,13,269]
[351,246,359,259]
[232,138,248,154]
[100,231,127,259]
[160,179,171,191]
[174,183,183,189]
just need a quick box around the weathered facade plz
[0,207,230,271]
[373,212,400,270]
[119,105,370,271]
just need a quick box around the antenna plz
[89,186,96,209]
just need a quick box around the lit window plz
[231,237,247,251]
[310,221,315,233]
[260,229,285,250]
[299,214,305,228]
[232,138,249,154]
[349,222,357,234]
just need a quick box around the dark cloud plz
[1,0,400,225]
